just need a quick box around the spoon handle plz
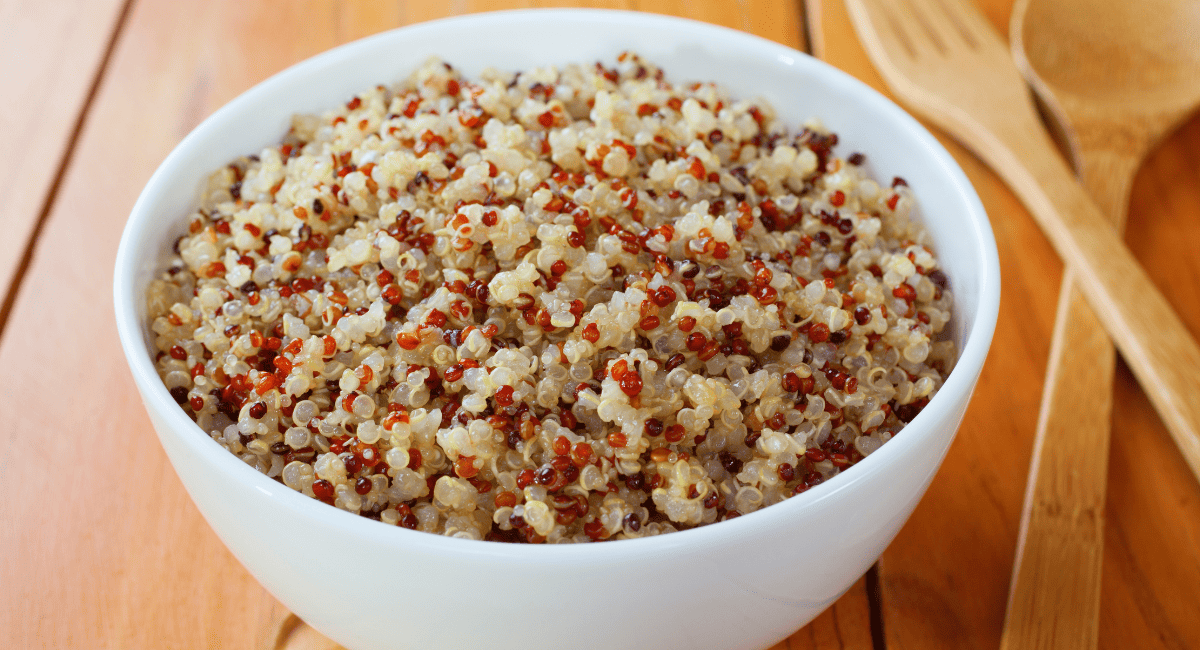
[1001,133,1142,650]
[993,124,1200,482]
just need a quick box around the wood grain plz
[812,0,1200,649]
[0,0,866,649]
[1003,273,1112,650]
[0,1,397,648]
[0,0,128,323]
[637,0,804,52]
[1099,115,1200,650]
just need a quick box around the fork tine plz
[902,0,953,54]
[913,0,999,54]
[869,0,1004,58]
[954,0,1005,38]
[854,0,939,62]
[850,0,1043,156]
[928,0,1006,51]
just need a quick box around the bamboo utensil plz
[999,0,1200,647]
[844,0,1200,482]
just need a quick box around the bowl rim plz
[113,7,1000,559]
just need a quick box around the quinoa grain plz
[149,54,955,543]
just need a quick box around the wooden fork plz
[843,0,1200,483]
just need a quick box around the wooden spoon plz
[1002,1,1200,648]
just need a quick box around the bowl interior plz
[114,8,999,555]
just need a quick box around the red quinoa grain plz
[148,54,954,543]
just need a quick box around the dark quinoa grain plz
[148,54,954,543]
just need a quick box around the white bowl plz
[114,9,999,650]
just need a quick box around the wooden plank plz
[0,0,128,321]
[635,0,805,51]
[812,1,1200,649]
[769,575,875,650]
[0,1,387,648]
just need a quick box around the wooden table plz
[3,1,1197,648]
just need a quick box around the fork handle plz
[990,125,1200,484]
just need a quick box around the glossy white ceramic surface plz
[114,10,1000,650]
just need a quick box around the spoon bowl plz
[1013,0,1200,171]
[1022,1,1200,101]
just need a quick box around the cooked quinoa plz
[148,54,955,543]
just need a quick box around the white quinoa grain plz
[149,53,955,543]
